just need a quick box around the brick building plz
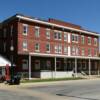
[0,14,100,79]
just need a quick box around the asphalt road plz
[1,79,100,100]
[27,79,100,100]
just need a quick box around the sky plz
[0,0,100,33]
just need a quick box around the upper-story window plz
[54,31,62,40]
[35,26,40,38]
[22,40,28,51]
[55,44,62,54]
[35,43,40,52]
[64,32,67,41]
[88,48,91,56]
[88,37,91,45]
[3,28,7,38]
[81,48,85,56]
[64,46,68,54]
[94,48,97,56]
[46,43,50,53]
[94,38,97,46]
[72,34,79,42]
[81,35,85,44]
[46,29,50,39]
[23,24,28,35]
[71,46,79,56]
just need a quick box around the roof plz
[2,13,100,36]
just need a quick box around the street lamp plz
[10,45,14,83]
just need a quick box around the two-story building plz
[1,14,100,79]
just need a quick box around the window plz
[76,47,79,56]
[54,31,62,40]
[46,29,50,39]
[71,46,79,56]
[46,60,51,70]
[35,27,40,37]
[46,43,50,53]
[64,46,68,54]
[3,28,6,38]
[11,25,13,36]
[35,43,40,52]
[94,49,97,56]
[55,44,62,54]
[88,37,91,45]
[88,48,91,56]
[34,60,40,70]
[71,46,76,55]
[22,60,28,70]
[81,48,85,56]
[64,32,67,41]
[81,35,85,44]
[22,40,27,51]
[72,34,79,42]
[56,61,61,70]
[94,38,97,46]
[23,24,28,35]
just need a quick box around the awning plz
[0,56,11,67]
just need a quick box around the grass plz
[21,77,84,83]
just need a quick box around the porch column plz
[75,58,77,77]
[29,55,32,80]
[54,57,57,78]
[98,61,100,76]
[89,59,91,76]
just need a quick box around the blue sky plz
[0,0,100,33]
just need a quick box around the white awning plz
[0,56,11,67]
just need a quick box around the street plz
[0,79,100,100]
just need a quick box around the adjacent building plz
[0,14,100,79]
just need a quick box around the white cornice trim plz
[16,15,100,37]
[29,52,100,60]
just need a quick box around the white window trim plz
[64,32,68,41]
[72,34,79,43]
[35,26,40,37]
[81,35,85,44]
[23,24,28,36]
[46,28,50,39]
[88,37,91,45]
[22,40,28,51]
[46,43,50,53]
[35,43,40,52]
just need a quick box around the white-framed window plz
[46,43,50,53]
[64,32,67,41]
[35,26,40,37]
[46,29,50,39]
[55,44,62,54]
[72,34,79,42]
[22,59,28,70]
[3,28,7,38]
[35,43,40,52]
[11,25,13,36]
[88,37,91,45]
[94,49,97,56]
[81,35,85,44]
[71,46,76,55]
[23,24,28,35]
[88,48,91,56]
[76,47,79,56]
[22,40,28,51]
[94,38,97,46]
[54,31,62,40]
[81,48,85,56]
[34,60,40,70]
[64,46,68,54]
